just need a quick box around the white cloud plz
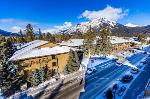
[9,26,22,33]
[43,22,72,34]
[79,5,128,22]
[125,23,139,27]
[0,18,39,32]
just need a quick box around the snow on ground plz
[9,78,56,99]
[82,55,115,70]
[0,89,4,99]
[87,57,109,69]
[95,51,149,99]
[123,61,138,69]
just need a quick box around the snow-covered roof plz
[146,37,150,41]
[110,36,130,44]
[10,46,73,61]
[13,40,48,55]
[129,38,141,44]
[60,39,84,47]
[9,40,49,61]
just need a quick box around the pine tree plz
[0,41,24,96]
[0,62,24,96]
[27,69,40,86]
[42,33,46,40]
[25,24,35,42]
[137,33,145,43]
[83,27,95,58]
[95,28,112,56]
[19,29,25,43]
[46,32,52,41]
[64,50,80,74]
[38,28,43,40]
[38,67,46,82]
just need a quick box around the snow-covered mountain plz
[60,18,116,34]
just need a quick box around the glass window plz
[52,55,56,59]
[52,62,56,66]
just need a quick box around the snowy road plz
[79,61,130,99]
[123,46,150,99]
[123,60,150,99]
[79,46,150,99]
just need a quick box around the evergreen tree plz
[0,41,24,96]
[64,50,80,74]
[94,28,112,56]
[0,62,24,96]
[83,27,95,58]
[137,33,145,43]
[42,33,46,40]
[19,29,25,43]
[75,29,83,39]
[46,32,52,41]
[38,67,46,82]
[25,24,35,42]
[38,28,43,40]
[27,69,40,86]
[105,89,113,99]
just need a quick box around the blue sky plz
[0,0,150,33]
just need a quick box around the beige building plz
[60,37,140,52]
[9,40,74,77]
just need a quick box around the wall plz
[18,52,69,75]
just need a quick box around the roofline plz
[10,52,69,61]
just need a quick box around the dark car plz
[144,52,148,54]
[142,61,147,64]
[121,74,133,83]
[131,68,139,74]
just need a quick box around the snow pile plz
[81,58,90,68]
[81,56,111,70]
[0,89,4,99]
[10,46,73,61]
[107,55,117,59]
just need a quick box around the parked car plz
[117,86,126,96]
[121,74,133,83]
[142,61,147,64]
[86,67,97,75]
[144,52,148,54]
[131,68,139,74]
[116,63,122,67]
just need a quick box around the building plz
[9,40,77,77]
[60,39,84,50]
[60,37,140,52]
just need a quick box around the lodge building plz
[9,36,141,78]
[9,40,74,77]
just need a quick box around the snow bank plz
[0,89,4,99]
[124,61,138,69]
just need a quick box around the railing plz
[10,69,86,99]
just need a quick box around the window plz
[52,55,56,59]
[52,62,57,66]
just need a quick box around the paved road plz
[123,46,150,99]
[79,47,150,99]
[79,60,130,99]
[123,61,150,99]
